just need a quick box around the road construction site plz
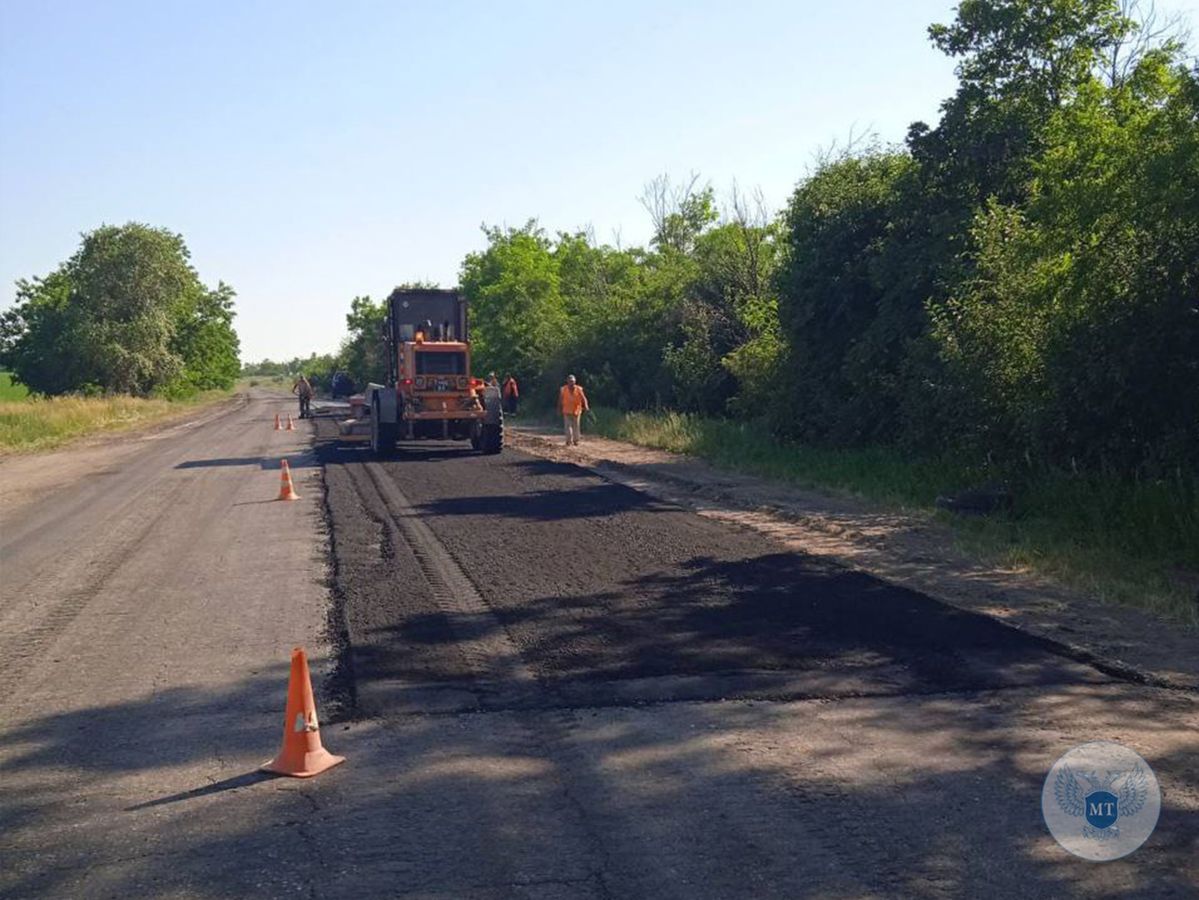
[1,390,1196,898]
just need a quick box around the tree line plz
[1,224,240,397]
[261,0,1197,481]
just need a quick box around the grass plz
[238,374,291,391]
[0,385,234,453]
[547,406,1198,625]
[0,371,30,401]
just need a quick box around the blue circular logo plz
[1042,741,1161,861]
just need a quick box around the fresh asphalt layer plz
[1,403,1195,898]
[318,421,1106,710]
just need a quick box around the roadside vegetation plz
[0,389,232,453]
[0,224,241,452]
[0,371,29,401]
[243,2,1197,621]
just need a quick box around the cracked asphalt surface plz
[1,398,1196,898]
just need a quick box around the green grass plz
[0,372,30,401]
[238,374,291,391]
[0,388,233,453]
[554,406,1198,625]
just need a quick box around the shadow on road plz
[414,482,673,522]
[175,456,320,470]
[124,770,279,810]
[2,660,1195,898]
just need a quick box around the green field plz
[0,372,30,401]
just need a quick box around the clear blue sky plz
[1,1,1193,362]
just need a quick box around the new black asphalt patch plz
[315,420,1110,713]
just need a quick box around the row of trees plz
[457,0,1199,478]
[1,224,240,397]
[248,0,1195,480]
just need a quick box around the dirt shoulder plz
[509,424,1199,692]
[0,393,248,520]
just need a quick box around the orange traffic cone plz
[286,414,296,431]
[274,412,282,431]
[261,648,345,778]
[277,459,300,501]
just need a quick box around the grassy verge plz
[0,388,235,453]
[536,407,1198,625]
[0,371,30,401]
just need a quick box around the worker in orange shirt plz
[558,374,589,446]
[502,375,519,415]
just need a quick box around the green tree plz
[774,149,916,441]
[459,223,567,383]
[170,282,240,394]
[1,223,238,396]
[933,53,1199,472]
[337,295,388,388]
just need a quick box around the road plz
[1,393,1196,898]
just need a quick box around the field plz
[0,375,233,453]
[567,407,1199,624]
[0,372,30,401]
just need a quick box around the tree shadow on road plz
[414,482,674,523]
[2,658,1195,899]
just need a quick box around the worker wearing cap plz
[558,374,589,446]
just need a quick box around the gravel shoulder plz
[508,425,1199,692]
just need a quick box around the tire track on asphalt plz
[0,396,272,702]
[0,476,193,694]
[360,461,536,686]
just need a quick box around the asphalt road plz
[1,399,1196,898]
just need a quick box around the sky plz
[1,0,1194,362]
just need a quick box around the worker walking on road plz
[502,375,519,415]
[292,373,314,419]
[558,374,589,446]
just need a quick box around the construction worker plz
[292,373,314,419]
[558,374,589,446]
[502,375,519,415]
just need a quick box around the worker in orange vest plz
[557,374,589,446]
[502,375,519,415]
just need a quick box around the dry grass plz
[0,390,231,453]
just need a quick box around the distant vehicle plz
[330,371,355,399]
[356,288,502,456]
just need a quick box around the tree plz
[908,1,1132,264]
[1,223,239,396]
[337,295,388,388]
[640,173,718,255]
[933,55,1199,472]
[774,149,916,441]
[170,282,240,394]
[459,223,567,383]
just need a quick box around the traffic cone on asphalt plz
[286,414,296,431]
[261,647,345,778]
[274,412,282,431]
[277,459,300,501]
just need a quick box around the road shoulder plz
[0,393,247,521]
[508,424,1199,692]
